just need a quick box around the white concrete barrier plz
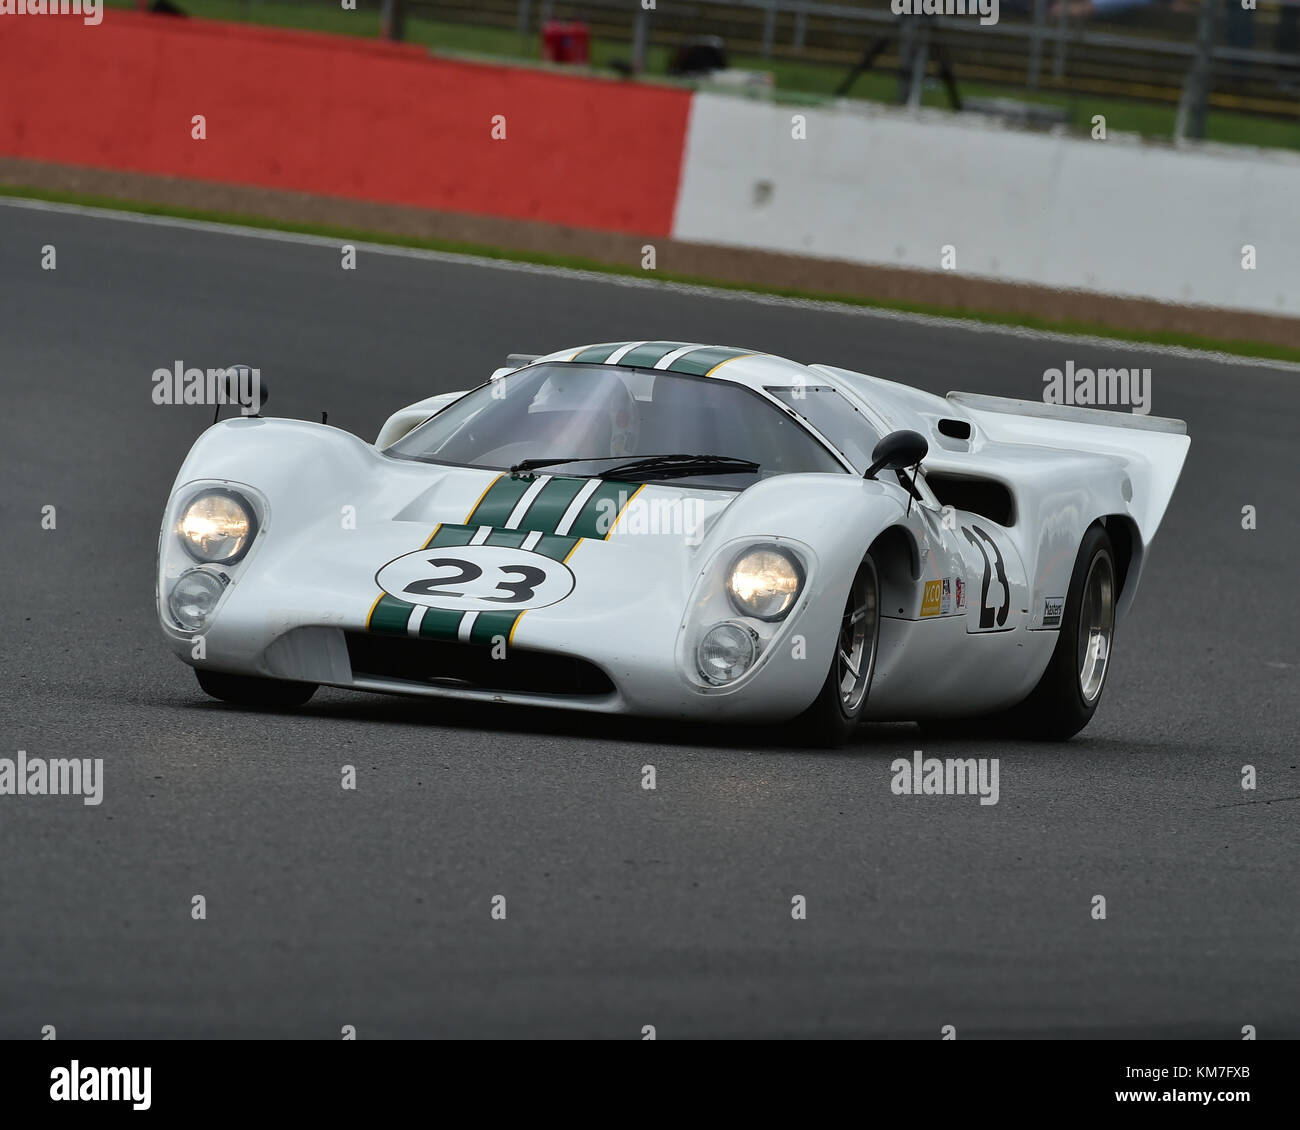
[672,93,1300,317]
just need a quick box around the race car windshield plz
[386,363,847,489]
[766,385,883,474]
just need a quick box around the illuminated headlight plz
[726,546,803,621]
[179,490,255,564]
[168,568,228,632]
[697,621,759,686]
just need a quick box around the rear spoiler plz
[944,391,1190,543]
[947,392,1186,435]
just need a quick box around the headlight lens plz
[179,490,255,564]
[698,622,758,686]
[727,546,803,621]
[168,568,228,632]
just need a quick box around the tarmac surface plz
[0,200,1295,1037]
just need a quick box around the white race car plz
[157,342,1189,745]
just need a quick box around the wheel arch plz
[866,524,919,617]
[1097,513,1144,619]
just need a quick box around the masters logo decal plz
[365,473,641,645]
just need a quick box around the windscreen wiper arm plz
[509,453,760,480]
[509,455,631,475]
[593,454,760,481]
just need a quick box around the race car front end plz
[156,417,890,724]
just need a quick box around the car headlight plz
[726,545,804,621]
[178,489,256,564]
[168,567,229,632]
[698,621,759,686]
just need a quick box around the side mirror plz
[225,365,267,413]
[864,429,928,480]
[214,365,267,425]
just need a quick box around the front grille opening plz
[345,633,615,697]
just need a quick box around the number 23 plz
[403,557,547,604]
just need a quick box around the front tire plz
[1003,523,1116,740]
[792,555,880,747]
[195,669,317,709]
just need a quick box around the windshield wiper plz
[593,454,760,481]
[509,453,759,480]
[509,455,630,474]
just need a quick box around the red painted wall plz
[0,11,691,235]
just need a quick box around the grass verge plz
[3,182,1296,363]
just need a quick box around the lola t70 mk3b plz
[157,342,1189,745]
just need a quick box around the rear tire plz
[1001,523,1116,740]
[195,669,317,709]
[791,555,880,748]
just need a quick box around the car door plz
[900,469,1028,633]
[889,468,968,622]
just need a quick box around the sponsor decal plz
[920,579,943,618]
[940,577,953,615]
[1043,596,1065,627]
[955,577,966,609]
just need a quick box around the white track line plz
[3,195,1295,372]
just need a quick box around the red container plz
[542,21,590,65]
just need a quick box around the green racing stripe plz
[365,474,641,644]
[660,346,752,376]
[616,341,690,369]
[569,342,630,364]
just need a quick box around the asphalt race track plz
[1,199,1296,1039]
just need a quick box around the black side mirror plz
[864,429,928,480]
[226,365,267,413]
[214,365,268,424]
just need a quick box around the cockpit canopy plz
[387,362,855,488]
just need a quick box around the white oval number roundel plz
[376,544,575,612]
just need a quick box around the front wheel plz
[195,668,317,709]
[792,555,880,747]
[1004,523,1116,740]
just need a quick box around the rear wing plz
[945,392,1190,543]
[947,392,1186,436]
